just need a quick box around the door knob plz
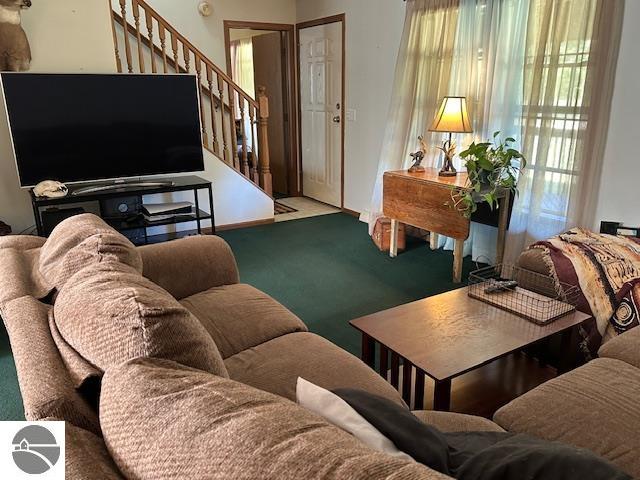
[332,115,341,123]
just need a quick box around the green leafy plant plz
[450,132,526,218]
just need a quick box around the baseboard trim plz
[207,218,275,233]
[341,208,360,218]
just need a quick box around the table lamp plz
[428,96,473,177]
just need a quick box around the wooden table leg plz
[453,239,464,283]
[379,345,389,380]
[558,327,576,375]
[390,219,398,258]
[402,360,412,405]
[433,378,452,411]
[390,352,400,389]
[496,191,510,266]
[414,369,425,410]
[361,334,375,368]
[430,232,439,250]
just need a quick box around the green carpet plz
[219,213,476,357]
[0,212,475,421]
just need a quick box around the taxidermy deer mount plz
[0,0,31,72]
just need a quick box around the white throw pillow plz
[296,377,414,461]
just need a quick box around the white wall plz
[0,0,117,233]
[594,0,640,228]
[296,0,405,214]
[144,0,296,70]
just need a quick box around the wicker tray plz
[468,264,579,325]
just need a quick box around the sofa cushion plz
[54,261,228,378]
[140,235,239,300]
[0,296,100,434]
[39,213,142,289]
[60,420,124,479]
[493,358,640,478]
[100,358,446,480]
[225,332,406,407]
[180,283,308,359]
[598,327,640,369]
[412,411,505,433]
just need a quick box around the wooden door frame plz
[224,20,300,196]
[296,14,346,209]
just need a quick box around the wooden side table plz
[383,168,510,282]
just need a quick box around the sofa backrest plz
[100,358,449,480]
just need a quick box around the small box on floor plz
[372,218,405,253]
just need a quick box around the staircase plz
[109,0,273,197]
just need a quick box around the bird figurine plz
[408,135,428,173]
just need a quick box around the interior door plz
[252,32,289,196]
[299,22,343,207]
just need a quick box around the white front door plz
[299,21,343,207]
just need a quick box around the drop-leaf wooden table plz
[383,168,510,282]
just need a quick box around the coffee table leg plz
[558,327,576,375]
[433,379,451,411]
[361,334,376,368]
[414,370,425,410]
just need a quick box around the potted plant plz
[450,132,526,218]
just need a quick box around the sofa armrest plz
[139,235,240,300]
[1,296,100,434]
[598,327,640,369]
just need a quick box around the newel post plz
[257,86,273,197]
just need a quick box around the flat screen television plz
[1,73,205,187]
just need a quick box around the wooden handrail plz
[110,0,272,197]
[113,12,229,113]
[127,0,257,108]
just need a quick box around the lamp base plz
[438,157,458,177]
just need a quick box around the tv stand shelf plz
[30,175,215,245]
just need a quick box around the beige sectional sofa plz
[0,213,637,478]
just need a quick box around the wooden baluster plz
[144,6,157,73]
[182,43,191,72]
[206,66,219,155]
[131,0,146,72]
[239,97,250,178]
[158,24,168,73]
[257,86,273,197]
[110,11,123,72]
[194,58,208,147]
[170,31,179,73]
[228,85,240,170]
[249,105,259,184]
[218,75,229,164]
[118,0,133,73]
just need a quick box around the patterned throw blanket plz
[530,228,640,357]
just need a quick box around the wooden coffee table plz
[349,288,593,412]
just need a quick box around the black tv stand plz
[30,175,214,245]
[71,179,175,196]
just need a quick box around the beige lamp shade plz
[428,96,473,133]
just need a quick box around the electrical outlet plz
[346,109,357,122]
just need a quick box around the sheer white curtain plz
[437,0,529,263]
[504,0,625,263]
[363,0,460,234]
[230,38,255,148]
